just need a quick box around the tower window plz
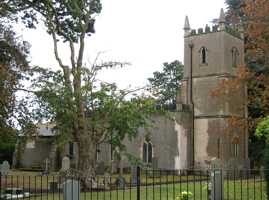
[199,47,208,65]
[231,47,239,68]
[69,142,74,158]
[96,144,101,161]
[231,137,239,157]
[217,138,221,159]
[142,141,153,164]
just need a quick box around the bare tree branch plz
[69,40,76,75]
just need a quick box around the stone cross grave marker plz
[63,179,80,200]
[0,161,10,176]
[210,158,224,200]
[61,156,70,171]
[115,175,126,189]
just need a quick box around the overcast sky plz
[19,0,226,89]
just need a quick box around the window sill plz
[199,63,208,67]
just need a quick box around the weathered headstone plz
[49,182,58,192]
[244,158,251,170]
[63,179,80,200]
[61,156,70,171]
[198,28,203,34]
[131,166,138,185]
[0,161,10,176]
[115,176,126,189]
[212,25,218,32]
[152,157,158,170]
[210,158,224,200]
[149,157,160,178]
[103,172,111,190]
[96,161,105,175]
[44,158,50,174]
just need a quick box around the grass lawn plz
[1,171,267,199]
[8,179,265,200]
[1,170,207,190]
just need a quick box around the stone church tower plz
[180,9,248,169]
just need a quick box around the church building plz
[16,9,248,172]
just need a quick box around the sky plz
[19,0,226,89]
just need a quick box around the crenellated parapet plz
[184,8,243,40]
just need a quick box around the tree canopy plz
[148,60,184,109]
[0,15,30,162]
[225,0,269,165]
[1,0,159,185]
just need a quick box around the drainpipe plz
[188,42,195,169]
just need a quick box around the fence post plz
[0,172,1,196]
[136,166,140,200]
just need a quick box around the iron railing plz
[0,168,267,200]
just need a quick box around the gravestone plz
[205,24,211,33]
[152,157,158,170]
[61,156,70,171]
[49,182,58,192]
[198,28,203,34]
[131,166,138,185]
[103,172,111,190]
[44,158,50,174]
[0,161,10,176]
[96,161,105,175]
[63,179,80,200]
[115,176,126,189]
[244,158,250,170]
[212,25,218,32]
[210,158,224,200]
[149,157,160,178]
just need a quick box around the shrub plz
[176,191,193,200]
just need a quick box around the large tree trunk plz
[77,135,97,189]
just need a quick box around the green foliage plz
[0,21,31,164]
[30,66,157,151]
[255,117,269,141]
[2,0,102,42]
[0,126,16,163]
[176,191,193,200]
[148,60,184,108]
[3,0,157,174]
[263,144,269,197]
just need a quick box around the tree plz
[148,60,184,109]
[255,117,269,195]
[255,117,269,141]
[3,0,157,185]
[225,0,245,25]
[0,19,30,163]
[224,0,269,165]
[30,65,156,185]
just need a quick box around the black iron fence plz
[0,168,267,200]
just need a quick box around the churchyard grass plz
[2,171,267,199]
[2,171,207,190]
[16,179,266,200]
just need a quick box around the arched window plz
[231,137,239,157]
[143,142,148,163]
[142,141,153,164]
[217,138,221,159]
[148,142,153,163]
[199,47,208,65]
[69,142,74,158]
[231,47,239,68]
